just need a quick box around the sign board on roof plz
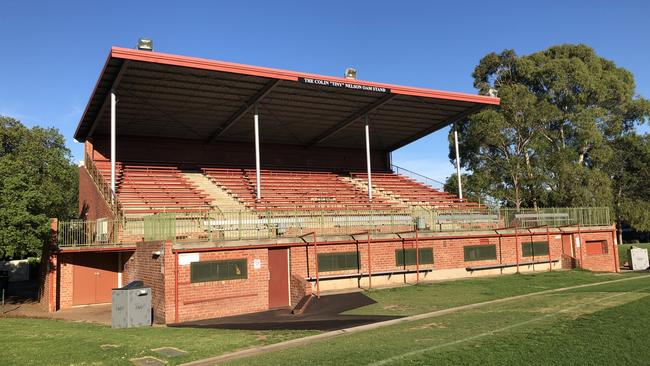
[298,77,391,93]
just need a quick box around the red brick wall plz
[90,136,389,172]
[46,229,614,322]
[575,231,618,272]
[121,252,136,285]
[289,232,565,280]
[57,253,74,309]
[78,166,113,220]
[39,220,58,312]
[128,241,169,323]
[290,274,312,307]
[173,248,269,322]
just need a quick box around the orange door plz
[268,248,290,308]
[73,253,118,305]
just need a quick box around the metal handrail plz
[55,206,612,248]
[390,164,446,190]
[84,152,123,218]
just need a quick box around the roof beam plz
[308,93,398,146]
[386,104,486,151]
[207,79,281,142]
[87,60,130,138]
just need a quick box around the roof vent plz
[344,67,357,80]
[137,38,153,51]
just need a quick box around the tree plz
[608,134,650,242]
[0,116,78,259]
[451,44,650,212]
[443,173,495,208]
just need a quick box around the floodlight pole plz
[254,103,261,200]
[454,126,463,201]
[365,115,372,201]
[110,90,117,198]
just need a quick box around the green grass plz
[1,271,647,365]
[0,318,316,365]
[346,270,633,316]
[618,243,650,266]
[228,274,650,365]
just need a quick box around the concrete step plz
[182,171,254,215]
[341,176,400,204]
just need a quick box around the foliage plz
[450,44,650,222]
[608,134,650,232]
[0,116,78,259]
[443,173,494,207]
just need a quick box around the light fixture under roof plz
[137,38,153,51]
[344,67,357,80]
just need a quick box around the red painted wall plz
[89,136,389,172]
[78,166,113,220]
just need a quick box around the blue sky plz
[1,1,648,184]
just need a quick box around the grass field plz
[0,271,647,365]
[618,243,650,266]
[346,270,630,316]
[0,319,316,365]
[228,274,650,365]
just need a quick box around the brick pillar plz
[612,225,620,273]
[40,218,59,312]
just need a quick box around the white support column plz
[365,115,372,201]
[254,103,261,200]
[110,90,117,199]
[117,252,122,287]
[454,127,463,201]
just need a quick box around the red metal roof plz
[108,47,499,105]
[74,47,499,151]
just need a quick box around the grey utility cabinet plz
[111,280,152,329]
[628,247,649,271]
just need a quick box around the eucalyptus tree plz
[451,44,650,211]
[0,116,78,259]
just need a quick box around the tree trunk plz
[513,176,521,210]
[524,150,538,209]
[617,221,623,245]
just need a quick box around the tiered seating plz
[202,168,398,211]
[351,172,481,210]
[90,162,479,215]
[202,168,255,202]
[94,160,123,188]
[96,162,210,214]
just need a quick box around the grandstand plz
[42,46,619,324]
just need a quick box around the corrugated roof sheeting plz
[78,48,499,151]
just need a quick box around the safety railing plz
[390,164,446,190]
[57,218,121,247]
[84,153,122,218]
[142,209,416,242]
[499,207,611,228]
[56,206,612,247]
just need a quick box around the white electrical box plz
[629,247,649,271]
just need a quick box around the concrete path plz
[2,301,112,325]
[181,274,650,366]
